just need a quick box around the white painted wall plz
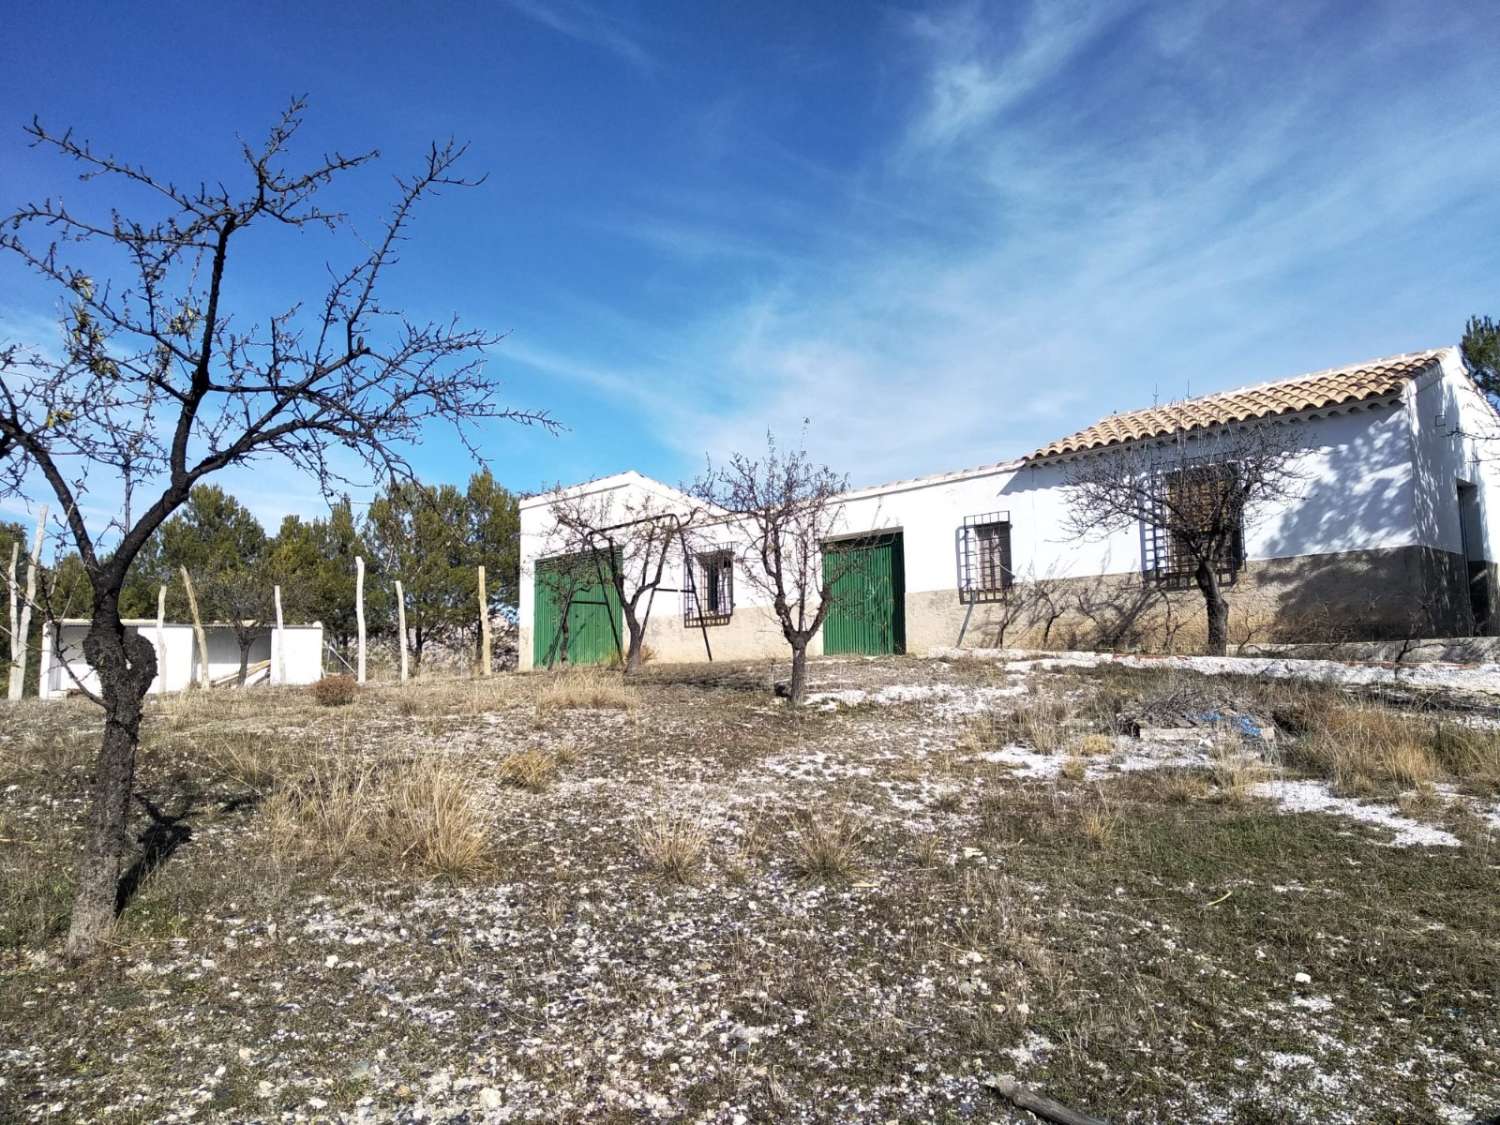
[518,354,1494,665]
[1408,348,1500,563]
[39,622,324,699]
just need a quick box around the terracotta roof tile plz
[1027,348,1449,460]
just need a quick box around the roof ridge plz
[1028,346,1449,461]
[1101,347,1449,420]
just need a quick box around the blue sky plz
[1,0,1496,535]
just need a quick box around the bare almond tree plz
[1062,418,1302,656]
[695,434,851,705]
[547,486,701,674]
[0,100,551,958]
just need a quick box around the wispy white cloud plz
[544,0,1499,487]
[902,0,1125,151]
[500,0,653,71]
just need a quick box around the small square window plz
[685,550,734,625]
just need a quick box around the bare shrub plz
[498,748,558,792]
[536,668,639,712]
[634,813,710,884]
[789,808,868,882]
[311,675,359,708]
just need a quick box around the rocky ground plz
[2,654,1498,1123]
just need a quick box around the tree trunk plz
[624,618,645,675]
[786,643,808,706]
[1195,560,1229,657]
[66,600,157,959]
[236,640,251,686]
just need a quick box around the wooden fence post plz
[477,565,492,677]
[355,555,367,684]
[8,506,46,700]
[273,585,286,686]
[5,541,17,701]
[180,566,209,689]
[395,580,409,683]
[154,584,166,694]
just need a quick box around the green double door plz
[822,533,906,655]
[533,550,623,668]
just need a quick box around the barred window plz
[684,550,734,625]
[957,513,1012,603]
[1143,463,1245,589]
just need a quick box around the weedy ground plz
[1,655,1498,1124]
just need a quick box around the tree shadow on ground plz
[115,794,197,914]
[113,792,255,911]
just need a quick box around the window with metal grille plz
[1142,463,1245,589]
[684,550,734,625]
[957,513,1012,603]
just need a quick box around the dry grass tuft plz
[311,675,360,707]
[634,813,710,884]
[1004,698,1069,754]
[497,748,559,791]
[263,754,489,877]
[1431,724,1500,794]
[789,808,868,882]
[1080,798,1120,849]
[385,759,491,876]
[1075,732,1115,756]
[1288,704,1439,795]
[536,668,639,712]
[1161,771,1212,803]
[1210,746,1269,804]
[1059,756,1087,782]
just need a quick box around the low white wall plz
[39,622,324,699]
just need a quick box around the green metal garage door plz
[533,550,623,668]
[822,534,905,655]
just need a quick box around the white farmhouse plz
[519,347,1500,667]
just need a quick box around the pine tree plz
[1461,315,1500,400]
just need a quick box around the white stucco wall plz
[39,622,324,699]
[1408,348,1500,564]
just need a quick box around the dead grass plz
[1060,756,1087,782]
[1210,745,1270,804]
[1287,704,1439,795]
[1080,801,1120,849]
[1161,771,1212,803]
[262,754,489,877]
[497,748,559,791]
[788,808,868,882]
[1074,732,1114,756]
[535,668,639,712]
[1003,697,1068,754]
[633,813,710,884]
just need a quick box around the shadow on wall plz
[981,407,1471,651]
